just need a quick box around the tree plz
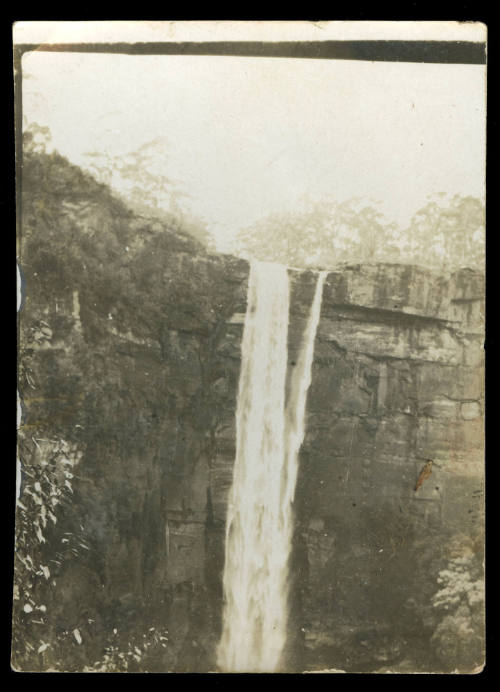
[234,193,485,272]
[84,139,177,209]
[23,121,52,155]
[83,139,215,251]
[21,121,215,251]
[404,194,485,271]
[234,197,396,269]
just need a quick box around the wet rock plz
[16,150,484,673]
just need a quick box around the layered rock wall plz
[15,152,484,672]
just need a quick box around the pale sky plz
[22,51,486,251]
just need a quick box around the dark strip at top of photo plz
[14,40,486,64]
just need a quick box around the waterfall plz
[217,262,327,673]
[282,269,328,586]
[217,260,290,673]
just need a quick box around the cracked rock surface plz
[15,151,484,673]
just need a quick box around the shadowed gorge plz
[14,150,484,673]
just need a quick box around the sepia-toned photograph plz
[13,21,486,673]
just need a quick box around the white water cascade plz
[217,261,327,672]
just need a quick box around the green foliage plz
[16,120,485,672]
[12,435,85,668]
[15,132,190,671]
[82,139,215,251]
[235,194,485,272]
[235,197,394,268]
[429,553,485,671]
[13,442,173,672]
[405,194,485,271]
[22,120,214,252]
[22,122,52,154]
[431,554,484,612]
[84,626,171,672]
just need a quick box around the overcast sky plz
[22,52,486,251]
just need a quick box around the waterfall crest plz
[217,262,326,673]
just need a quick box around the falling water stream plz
[217,261,327,672]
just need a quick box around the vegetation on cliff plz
[15,137,484,672]
[15,138,221,672]
[235,194,485,271]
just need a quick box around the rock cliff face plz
[15,152,484,673]
[288,265,484,672]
